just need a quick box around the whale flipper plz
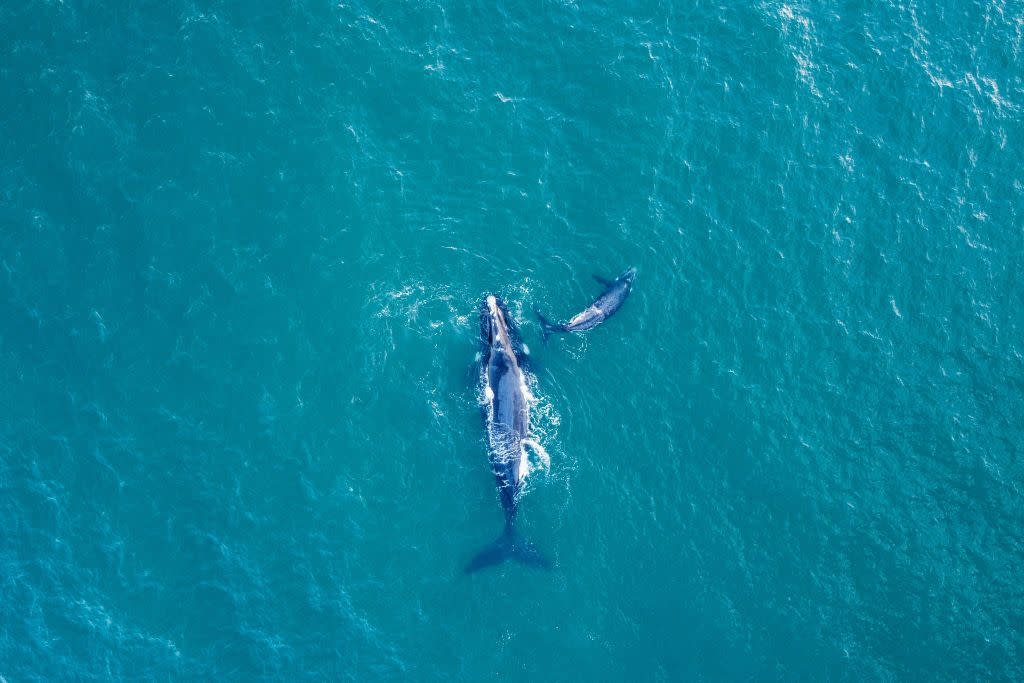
[465,524,551,572]
[592,274,613,287]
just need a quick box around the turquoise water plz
[2,0,1023,679]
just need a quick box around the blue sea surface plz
[2,0,1023,679]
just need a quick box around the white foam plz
[890,298,902,318]
[518,447,531,479]
[522,438,551,472]
[519,376,535,403]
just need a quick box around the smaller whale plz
[536,267,637,340]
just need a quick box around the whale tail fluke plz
[534,307,562,342]
[465,524,552,573]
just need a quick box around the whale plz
[536,267,637,340]
[466,295,551,572]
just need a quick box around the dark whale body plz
[466,295,550,572]
[536,267,636,340]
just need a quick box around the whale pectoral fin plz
[592,274,613,287]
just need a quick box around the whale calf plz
[536,267,636,340]
[467,295,551,572]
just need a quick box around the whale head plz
[481,295,511,349]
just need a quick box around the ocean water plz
[2,0,1023,679]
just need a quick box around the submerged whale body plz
[536,267,637,340]
[467,295,551,572]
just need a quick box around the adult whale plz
[535,267,637,340]
[466,295,551,572]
